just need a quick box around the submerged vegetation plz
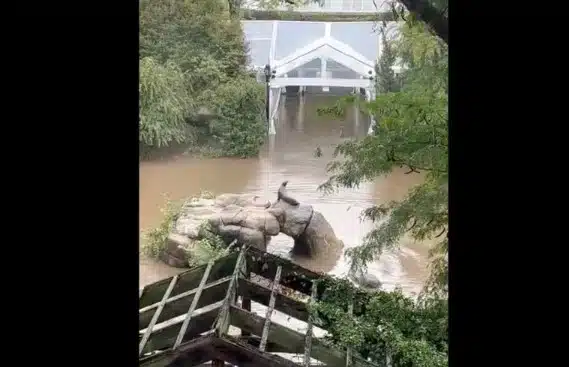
[139,0,266,158]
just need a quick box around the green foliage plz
[141,195,183,258]
[140,0,246,84]
[139,0,267,157]
[139,57,197,148]
[141,191,229,266]
[186,222,228,267]
[201,76,267,157]
[311,277,447,366]
[241,9,394,22]
[376,27,399,94]
[319,20,448,296]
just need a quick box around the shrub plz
[139,57,197,148]
[140,0,247,89]
[140,0,266,157]
[140,195,183,258]
[203,76,267,157]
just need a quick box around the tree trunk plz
[399,0,448,44]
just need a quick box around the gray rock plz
[292,211,343,258]
[156,189,343,270]
[161,233,192,268]
[238,228,266,250]
[271,201,313,238]
[266,207,285,224]
[218,209,248,226]
[351,271,382,289]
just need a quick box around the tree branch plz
[435,227,446,238]
[391,155,447,174]
[398,0,449,44]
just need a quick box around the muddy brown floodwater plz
[139,93,432,296]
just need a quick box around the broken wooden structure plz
[139,245,378,367]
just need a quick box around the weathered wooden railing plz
[139,245,377,367]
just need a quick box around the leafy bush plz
[311,277,447,367]
[141,195,183,258]
[139,57,197,148]
[187,222,228,267]
[139,0,266,157]
[203,76,267,157]
[140,0,246,83]
[141,192,231,266]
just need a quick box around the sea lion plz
[277,180,299,206]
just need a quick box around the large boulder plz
[350,270,382,289]
[159,184,344,270]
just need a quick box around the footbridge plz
[242,4,400,136]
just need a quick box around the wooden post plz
[216,246,248,336]
[173,260,215,349]
[304,281,318,366]
[346,299,354,367]
[241,256,252,338]
[259,265,282,351]
[139,275,178,356]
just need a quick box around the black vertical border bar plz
[8,3,140,365]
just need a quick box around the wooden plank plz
[140,334,215,367]
[241,260,251,338]
[140,252,238,308]
[245,247,321,296]
[259,265,282,351]
[142,306,219,354]
[140,276,231,330]
[216,247,247,335]
[229,305,342,366]
[212,335,301,367]
[174,260,215,349]
[139,275,179,356]
[346,300,354,367]
[229,305,376,367]
[238,335,293,353]
[238,278,310,323]
[304,282,318,366]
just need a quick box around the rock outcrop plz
[159,184,345,270]
[349,270,383,289]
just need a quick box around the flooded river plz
[139,93,431,296]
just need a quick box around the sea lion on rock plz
[277,180,299,206]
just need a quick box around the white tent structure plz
[242,19,399,135]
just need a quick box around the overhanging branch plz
[398,0,448,44]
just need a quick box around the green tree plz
[139,57,197,148]
[140,0,246,84]
[311,278,448,366]
[376,26,399,94]
[320,18,448,297]
[139,0,267,157]
[201,76,267,157]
